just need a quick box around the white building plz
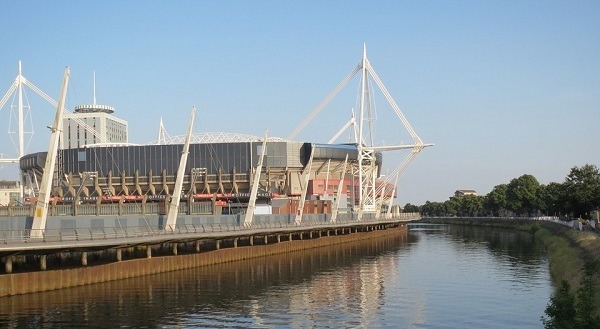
[62,104,128,149]
[454,189,478,197]
[0,180,20,206]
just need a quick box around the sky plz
[0,1,598,205]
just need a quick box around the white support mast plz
[157,117,170,145]
[165,107,196,231]
[295,146,314,225]
[243,130,269,227]
[16,61,25,199]
[327,110,357,144]
[0,61,112,167]
[288,44,433,217]
[386,173,400,218]
[357,44,378,217]
[376,182,387,219]
[331,153,348,222]
[30,67,70,239]
[17,61,24,166]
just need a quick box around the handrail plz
[0,213,421,246]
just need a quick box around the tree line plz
[403,164,600,219]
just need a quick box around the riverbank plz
[0,224,407,297]
[420,217,600,305]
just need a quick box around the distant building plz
[62,104,128,149]
[0,180,20,206]
[455,189,477,197]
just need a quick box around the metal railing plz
[0,213,420,246]
[0,201,214,217]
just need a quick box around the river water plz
[0,224,552,328]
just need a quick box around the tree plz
[537,182,568,217]
[403,203,420,213]
[443,198,459,216]
[506,174,541,216]
[421,201,446,217]
[564,164,600,218]
[543,280,577,329]
[453,195,484,216]
[484,184,508,216]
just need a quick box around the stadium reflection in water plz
[0,226,551,328]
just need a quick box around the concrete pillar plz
[327,230,330,237]
[318,230,322,238]
[216,240,221,250]
[116,249,122,262]
[147,246,152,258]
[172,243,178,255]
[234,238,238,248]
[4,257,12,274]
[250,236,254,246]
[264,236,268,245]
[289,233,293,241]
[40,255,47,270]
[195,241,201,252]
[309,231,313,239]
[299,232,303,240]
[334,229,338,235]
[81,252,88,266]
[277,235,281,243]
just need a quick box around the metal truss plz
[289,44,433,215]
[150,131,289,145]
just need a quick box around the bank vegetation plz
[405,164,600,219]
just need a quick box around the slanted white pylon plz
[165,107,196,231]
[30,67,70,239]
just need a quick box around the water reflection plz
[0,229,417,328]
[0,225,551,328]
[403,225,551,328]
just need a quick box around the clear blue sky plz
[0,1,598,205]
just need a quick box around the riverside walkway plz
[0,213,419,274]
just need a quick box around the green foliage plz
[454,195,484,216]
[538,182,568,216]
[564,164,600,218]
[506,174,541,216]
[415,163,600,219]
[576,261,600,328]
[403,203,420,213]
[483,184,508,216]
[421,201,446,216]
[543,280,577,329]
[542,261,600,329]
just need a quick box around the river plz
[0,224,552,328]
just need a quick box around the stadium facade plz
[19,135,392,215]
